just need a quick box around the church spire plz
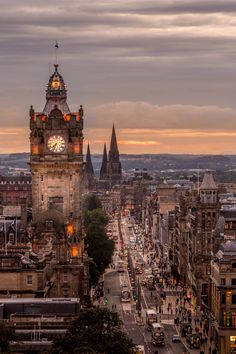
[100,143,108,180]
[108,124,122,185]
[109,124,119,156]
[85,144,94,175]
[84,144,95,190]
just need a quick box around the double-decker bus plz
[120,286,131,302]
[117,260,125,272]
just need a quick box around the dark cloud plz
[0,0,236,154]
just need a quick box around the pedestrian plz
[107,288,110,294]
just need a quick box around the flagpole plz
[55,40,59,65]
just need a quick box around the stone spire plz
[108,124,122,185]
[100,143,108,180]
[85,144,94,175]
[85,144,95,190]
[109,124,119,162]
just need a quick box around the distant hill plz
[0,153,235,174]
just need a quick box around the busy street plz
[91,214,219,354]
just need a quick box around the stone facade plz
[210,241,236,353]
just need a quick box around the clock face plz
[47,135,65,153]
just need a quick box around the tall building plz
[195,171,220,305]
[28,63,89,299]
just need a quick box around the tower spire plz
[109,124,119,154]
[100,143,108,180]
[85,144,94,175]
[108,124,122,185]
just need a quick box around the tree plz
[84,208,108,230]
[83,194,114,286]
[51,308,136,354]
[83,194,102,212]
[86,223,114,275]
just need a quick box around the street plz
[103,216,190,354]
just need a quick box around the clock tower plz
[29,64,84,234]
[28,64,89,299]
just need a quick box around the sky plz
[1,0,236,154]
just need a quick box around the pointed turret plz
[100,143,108,180]
[200,170,218,204]
[43,64,70,115]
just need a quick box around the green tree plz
[83,194,102,212]
[86,223,114,275]
[83,194,114,286]
[84,208,108,230]
[51,308,136,354]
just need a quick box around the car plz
[172,334,181,343]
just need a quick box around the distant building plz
[84,144,96,191]
[99,125,122,189]
[0,175,31,206]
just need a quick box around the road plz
[103,216,189,354]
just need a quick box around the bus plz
[120,286,131,302]
[117,260,125,273]
[145,309,158,331]
[151,323,165,346]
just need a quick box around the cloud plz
[0,0,236,155]
[86,101,236,130]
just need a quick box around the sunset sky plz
[1,0,236,154]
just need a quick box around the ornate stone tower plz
[195,170,220,305]
[29,64,84,234]
[29,64,89,299]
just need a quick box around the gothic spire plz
[108,124,122,185]
[85,144,94,175]
[109,124,119,155]
[100,143,108,180]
